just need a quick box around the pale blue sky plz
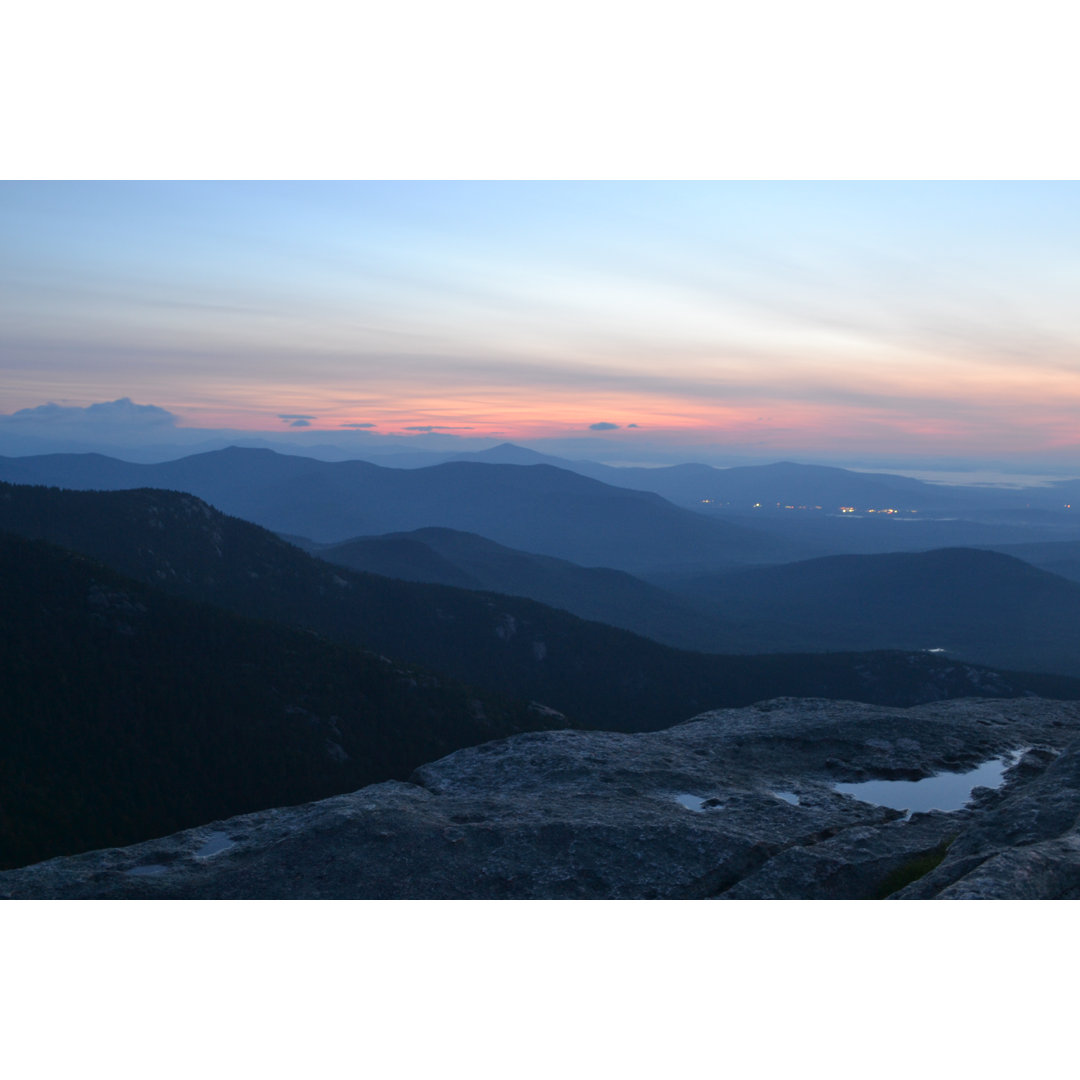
[3,180,1080,468]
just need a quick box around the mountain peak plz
[470,443,552,462]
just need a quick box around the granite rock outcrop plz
[4,697,1080,899]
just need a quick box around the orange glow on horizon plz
[160,388,1080,460]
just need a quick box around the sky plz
[4,179,1080,473]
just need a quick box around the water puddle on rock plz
[125,864,168,876]
[771,791,800,806]
[833,749,1026,814]
[674,794,723,812]
[195,831,235,858]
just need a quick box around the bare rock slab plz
[4,697,1080,899]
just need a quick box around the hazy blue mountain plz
[491,451,1080,524]
[983,540,1080,584]
[0,451,154,489]
[360,442,567,470]
[452,443,567,466]
[0,447,814,572]
[315,526,723,650]
[326,525,1080,681]
[657,547,1080,677]
[355,444,971,508]
[672,460,957,508]
[563,456,1076,515]
[355,442,1067,517]
[533,457,967,512]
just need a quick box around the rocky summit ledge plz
[5,697,1080,900]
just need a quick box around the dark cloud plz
[627,423,639,428]
[404,425,475,432]
[289,419,310,427]
[7,398,178,429]
[277,414,316,422]
[589,422,619,431]
[340,422,377,429]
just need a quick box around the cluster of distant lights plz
[697,502,1075,512]
[696,499,1075,514]
[698,500,915,514]
[839,506,907,515]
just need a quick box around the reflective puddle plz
[834,749,1026,813]
[771,791,800,806]
[674,794,723,812]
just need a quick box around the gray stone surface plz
[4,697,1080,899]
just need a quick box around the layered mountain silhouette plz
[351,443,1015,512]
[982,540,1080,584]
[538,457,973,512]
[658,547,1080,675]
[307,523,1080,677]
[0,447,815,571]
[4,481,1070,740]
[308,526,723,651]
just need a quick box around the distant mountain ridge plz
[311,526,723,651]
[980,539,1080,584]
[355,443,1036,512]
[315,519,1080,678]
[0,447,814,572]
[658,547,1080,676]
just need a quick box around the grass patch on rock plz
[874,840,955,899]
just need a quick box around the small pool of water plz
[125,864,168,876]
[833,749,1025,813]
[674,793,723,812]
[195,831,235,858]
[771,791,800,806]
